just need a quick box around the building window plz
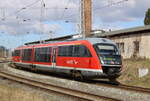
[58,45,92,57]
[22,49,32,61]
[133,41,140,56]
[34,47,51,62]
[117,42,124,53]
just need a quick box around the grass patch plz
[118,58,150,88]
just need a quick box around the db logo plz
[66,60,78,64]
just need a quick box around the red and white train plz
[12,38,122,80]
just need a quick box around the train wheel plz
[31,66,37,73]
[9,63,17,68]
[109,77,117,82]
[71,70,83,81]
[109,77,120,85]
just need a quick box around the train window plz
[12,50,20,56]
[58,45,91,57]
[22,49,32,61]
[12,52,14,56]
[73,45,80,57]
[58,46,66,56]
[73,45,92,57]
[34,47,51,62]
[96,44,119,55]
[58,46,73,57]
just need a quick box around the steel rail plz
[0,70,120,101]
[0,60,11,63]
[6,63,150,94]
[118,84,150,93]
[94,81,150,94]
[2,64,150,100]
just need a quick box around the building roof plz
[25,25,150,45]
[25,34,75,45]
[95,25,150,37]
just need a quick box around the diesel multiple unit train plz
[12,38,122,81]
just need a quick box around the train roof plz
[43,37,115,45]
[15,38,115,50]
[84,38,115,44]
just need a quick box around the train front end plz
[89,38,122,80]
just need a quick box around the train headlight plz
[110,61,115,64]
[99,56,105,64]
[115,61,120,64]
[101,60,104,64]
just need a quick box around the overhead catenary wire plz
[0,8,5,21]
[60,0,72,22]
[94,0,129,11]
[39,0,46,43]
[61,0,129,20]
[2,0,41,20]
[2,0,129,30]
[0,0,131,23]
[0,0,131,37]
[1,0,129,25]
[92,0,129,31]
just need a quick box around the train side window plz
[73,45,92,57]
[58,46,73,57]
[73,45,80,57]
[58,46,67,56]
[58,45,91,57]
[22,49,32,61]
[58,46,63,56]
[81,45,92,57]
[13,50,20,56]
[67,46,73,56]
[12,52,15,56]
[34,47,51,62]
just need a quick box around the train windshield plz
[94,44,121,65]
[96,44,119,55]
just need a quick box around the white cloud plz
[0,0,79,36]
[33,22,62,35]
[93,0,150,23]
[0,0,149,36]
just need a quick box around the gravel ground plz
[0,77,89,101]
[0,64,90,101]
[1,64,150,101]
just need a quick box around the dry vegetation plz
[118,59,150,88]
[0,81,52,101]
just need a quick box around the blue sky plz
[0,0,149,49]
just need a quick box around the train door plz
[52,47,57,67]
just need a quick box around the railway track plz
[92,80,150,94]
[1,63,150,101]
[0,60,11,63]
[119,84,150,93]
[0,70,119,101]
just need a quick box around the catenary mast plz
[81,0,92,38]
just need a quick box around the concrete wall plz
[140,33,150,58]
[109,32,150,59]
